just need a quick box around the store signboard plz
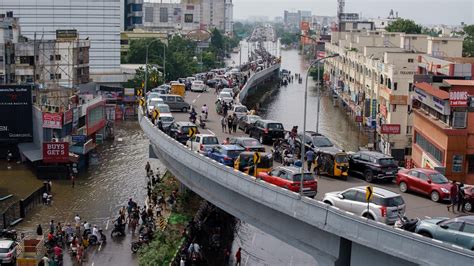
[43,142,69,163]
[381,124,401,134]
[42,112,62,129]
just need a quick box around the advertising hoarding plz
[381,124,401,134]
[449,91,468,107]
[0,85,33,142]
[43,142,69,163]
[42,112,63,129]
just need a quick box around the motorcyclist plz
[189,108,197,123]
[91,225,100,242]
[201,104,208,119]
[53,244,63,260]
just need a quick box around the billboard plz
[42,112,63,129]
[300,21,310,31]
[0,85,33,142]
[43,142,69,163]
[381,124,401,134]
[449,91,468,107]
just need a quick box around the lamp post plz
[299,54,339,197]
[144,39,166,94]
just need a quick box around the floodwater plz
[17,121,161,265]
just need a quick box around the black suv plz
[296,131,338,152]
[167,121,199,144]
[348,151,399,183]
[248,120,285,144]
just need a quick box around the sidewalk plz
[0,161,43,210]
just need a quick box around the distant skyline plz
[233,0,473,25]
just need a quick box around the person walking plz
[71,174,75,188]
[223,102,229,117]
[447,180,458,212]
[36,224,43,236]
[304,149,316,172]
[221,116,227,133]
[232,114,238,133]
[145,161,151,174]
[227,115,233,135]
[457,182,466,212]
[235,247,242,266]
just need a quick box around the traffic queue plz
[142,55,474,253]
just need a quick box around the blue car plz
[207,145,245,166]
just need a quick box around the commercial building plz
[124,0,144,30]
[412,80,474,184]
[0,0,121,78]
[141,0,232,34]
[324,30,464,162]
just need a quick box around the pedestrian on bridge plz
[232,114,238,133]
[227,116,233,135]
[304,150,315,172]
[235,247,242,266]
[447,181,458,213]
[221,116,227,133]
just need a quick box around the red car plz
[396,168,452,202]
[257,166,317,198]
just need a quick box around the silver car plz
[0,239,17,264]
[322,186,406,225]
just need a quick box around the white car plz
[230,105,248,119]
[217,92,233,105]
[157,113,174,129]
[191,80,207,92]
[221,88,234,98]
[186,134,219,154]
[147,98,164,113]
[155,104,171,115]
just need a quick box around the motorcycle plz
[0,229,17,240]
[189,113,197,124]
[88,230,106,246]
[110,222,126,237]
[131,234,151,253]
[198,117,206,129]
[394,214,419,232]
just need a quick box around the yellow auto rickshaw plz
[316,148,349,180]
[170,83,185,97]
[234,152,273,177]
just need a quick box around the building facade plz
[324,30,465,162]
[0,0,121,77]
[412,80,474,184]
[124,0,144,30]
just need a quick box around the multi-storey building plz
[0,12,20,84]
[124,0,144,30]
[412,80,474,184]
[0,0,121,78]
[325,30,464,162]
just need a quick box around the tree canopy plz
[462,25,474,57]
[385,18,422,34]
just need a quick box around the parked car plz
[296,131,338,152]
[167,121,198,144]
[415,216,474,250]
[322,186,406,225]
[157,94,190,112]
[186,134,220,154]
[146,97,165,113]
[157,113,174,130]
[230,105,248,119]
[191,80,207,92]
[396,168,452,202]
[229,137,265,152]
[257,166,317,198]
[463,186,474,212]
[348,151,399,183]
[248,119,285,144]
[146,92,164,100]
[206,145,245,166]
[0,239,17,264]
[206,79,219,88]
[217,91,233,105]
[238,115,261,133]
[155,104,171,116]
[221,88,235,98]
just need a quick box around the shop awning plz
[18,143,43,162]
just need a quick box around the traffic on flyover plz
[142,46,474,254]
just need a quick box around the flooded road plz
[18,121,161,265]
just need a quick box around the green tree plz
[122,66,162,89]
[462,25,474,57]
[385,18,422,34]
[210,28,224,52]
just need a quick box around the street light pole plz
[316,62,321,133]
[163,44,166,83]
[299,54,339,197]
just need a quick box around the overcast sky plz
[233,0,473,25]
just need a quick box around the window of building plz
[452,154,463,173]
[415,131,444,163]
[467,155,474,173]
[408,83,413,92]
[56,55,61,61]
[452,111,467,129]
[442,40,448,44]
[145,7,154,22]
[408,58,414,63]
[406,126,412,134]
[394,82,398,90]
[160,8,168,22]
[131,4,142,12]
[120,39,129,45]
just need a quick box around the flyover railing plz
[238,63,280,103]
[139,109,474,265]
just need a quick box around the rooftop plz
[415,82,449,100]
[443,79,474,87]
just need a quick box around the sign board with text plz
[381,124,401,134]
[43,142,69,163]
[449,91,468,107]
[42,112,63,129]
[0,85,33,142]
